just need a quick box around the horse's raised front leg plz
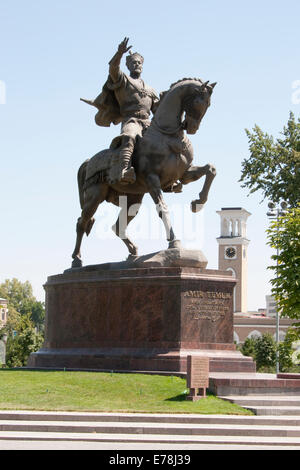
[71,183,108,267]
[146,173,179,249]
[180,164,216,213]
[112,193,144,257]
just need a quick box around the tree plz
[239,336,257,359]
[27,300,45,332]
[240,113,300,333]
[0,279,45,331]
[254,334,277,370]
[4,314,43,368]
[278,339,294,372]
[266,205,300,336]
[239,334,277,371]
[0,279,34,313]
[239,112,300,207]
[239,332,298,372]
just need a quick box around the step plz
[0,430,300,448]
[210,372,300,396]
[1,441,300,450]
[1,419,300,438]
[209,358,256,373]
[277,373,300,380]
[1,411,300,449]
[1,410,300,426]
[220,395,300,416]
[220,396,300,407]
[248,407,300,416]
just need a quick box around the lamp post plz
[266,200,288,374]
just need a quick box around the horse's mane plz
[159,78,204,102]
[169,77,204,89]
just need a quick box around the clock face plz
[225,246,236,259]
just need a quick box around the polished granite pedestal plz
[28,249,255,373]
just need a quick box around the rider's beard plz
[130,66,142,78]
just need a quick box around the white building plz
[0,298,8,327]
[216,207,251,313]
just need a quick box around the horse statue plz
[71,78,217,267]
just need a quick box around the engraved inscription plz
[187,356,209,389]
[183,290,232,322]
[184,290,231,299]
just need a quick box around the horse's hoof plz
[191,200,205,213]
[127,253,138,260]
[71,256,82,268]
[168,239,182,249]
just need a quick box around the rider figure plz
[81,38,159,184]
[107,37,159,184]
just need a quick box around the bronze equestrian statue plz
[72,38,216,267]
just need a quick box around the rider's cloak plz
[92,76,123,127]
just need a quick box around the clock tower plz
[216,207,251,313]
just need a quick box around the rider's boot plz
[119,137,136,184]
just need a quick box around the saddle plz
[84,135,131,187]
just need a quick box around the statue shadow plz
[164,393,187,402]
[165,391,212,402]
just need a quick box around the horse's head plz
[182,81,216,134]
[152,78,217,136]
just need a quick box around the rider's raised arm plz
[109,37,132,83]
[109,50,123,82]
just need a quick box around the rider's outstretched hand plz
[118,37,132,55]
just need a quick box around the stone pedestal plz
[28,250,255,373]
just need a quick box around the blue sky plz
[0,0,299,309]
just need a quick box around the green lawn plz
[0,370,252,415]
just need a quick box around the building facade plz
[233,313,292,344]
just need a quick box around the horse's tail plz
[77,159,89,209]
